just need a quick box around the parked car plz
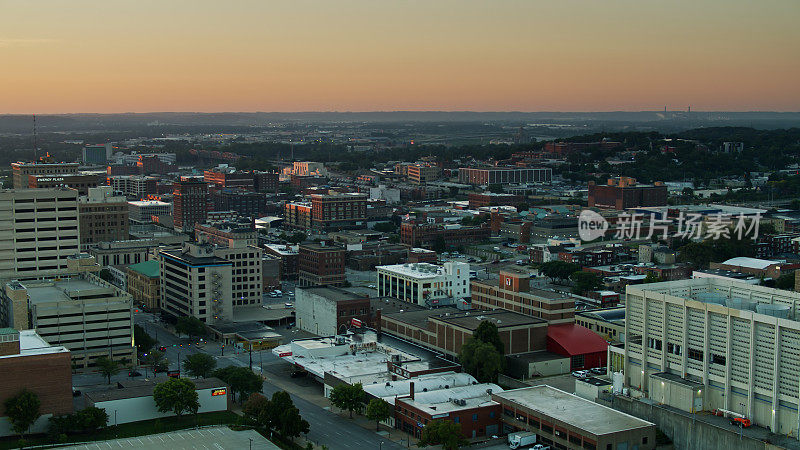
[590,367,607,375]
[72,388,81,397]
[284,303,293,308]
[571,370,589,378]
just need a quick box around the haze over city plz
[2,0,799,113]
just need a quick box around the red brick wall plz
[0,352,73,418]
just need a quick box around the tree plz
[141,351,168,376]
[287,232,307,244]
[243,393,271,427]
[365,398,391,431]
[4,390,41,437]
[95,357,120,384]
[459,339,504,383]
[134,325,156,356]
[329,383,365,418]
[183,353,217,378]
[153,378,199,417]
[212,366,263,403]
[540,261,580,283]
[175,316,207,338]
[419,420,467,450]
[569,271,602,295]
[643,272,663,284]
[277,406,309,440]
[472,321,504,354]
[373,222,397,233]
[775,272,795,291]
[432,235,447,253]
[76,406,108,431]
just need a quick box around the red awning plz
[546,323,609,356]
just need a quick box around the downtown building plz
[458,167,552,186]
[377,262,470,306]
[622,278,800,436]
[173,178,209,232]
[1,273,135,369]
[0,188,80,280]
[195,223,263,307]
[298,242,346,287]
[11,159,80,189]
[470,268,575,325]
[78,187,130,251]
[588,177,667,209]
[108,175,158,199]
[159,243,233,324]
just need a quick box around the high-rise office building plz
[11,158,80,189]
[82,143,113,165]
[173,178,209,232]
[78,187,129,251]
[0,188,80,279]
[159,243,233,324]
[195,223,263,306]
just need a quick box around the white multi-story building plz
[159,243,233,324]
[128,200,172,222]
[377,262,470,306]
[623,278,800,436]
[195,224,263,307]
[3,273,135,369]
[0,188,80,280]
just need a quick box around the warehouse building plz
[492,386,656,450]
[624,278,800,435]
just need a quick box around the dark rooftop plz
[299,286,367,302]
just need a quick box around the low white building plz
[84,378,229,425]
[128,200,172,222]
[376,262,470,306]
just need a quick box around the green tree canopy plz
[473,320,504,354]
[365,398,392,431]
[133,325,156,356]
[419,420,468,450]
[153,378,199,417]
[540,261,580,282]
[95,356,120,384]
[329,383,365,418]
[569,271,602,295]
[4,389,41,437]
[459,339,504,383]
[277,406,310,440]
[242,391,309,440]
[183,353,217,379]
[175,316,207,338]
[212,366,263,403]
[141,351,168,376]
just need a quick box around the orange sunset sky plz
[1,0,799,113]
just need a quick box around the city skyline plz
[1,0,799,114]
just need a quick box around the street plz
[72,311,406,449]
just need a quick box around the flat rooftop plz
[25,279,115,305]
[85,378,225,403]
[377,262,447,279]
[434,310,546,330]
[400,383,503,414]
[493,385,654,436]
[61,426,277,450]
[299,286,366,302]
[0,330,69,359]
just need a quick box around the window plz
[642,437,648,444]
[711,354,726,365]
[688,348,704,362]
[472,413,478,422]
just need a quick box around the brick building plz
[28,173,101,195]
[204,166,254,190]
[137,155,175,175]
[588,177,667,209]
[172,178,209,231]
[211,188,265,219]
[470,268,575,324]
[298,242,346,287]
[407,164,441,184]
[78,187,130,251]
[378,306,548,358]
[467,193,524,209]
[295,286,371,336]
[263,244,299,279]
[458,167,552,186]
[0,329,73,437]
[253,171,279,193]
[11,159,80,189]
[126,260,160,311]
[310,193,367,231]
[400,221,491,249]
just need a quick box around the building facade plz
[0,188,80,279]
[470,269,575,324]
[12,160,80,189]
[624,278,800,435]
[295,286,371,336]
[458,167,552,186]
[377,262,470,306]
[159,243,233,324]
[78,187,130,250]
[126,260,160,311]
[298,243,346,287]
[588,177,668,209]
[173,179,209,232]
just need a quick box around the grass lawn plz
[0,411,240,449]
